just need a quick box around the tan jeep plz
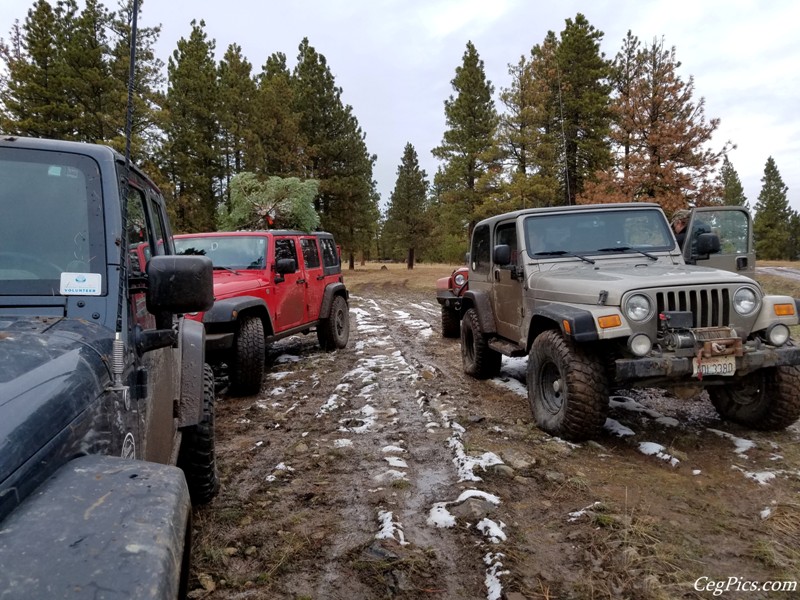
[459,203,800,440]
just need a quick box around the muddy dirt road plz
[189,270,800,600]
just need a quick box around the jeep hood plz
[212,271,268,297]
[0,317,113,487]
[530,261,755,305]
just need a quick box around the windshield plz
[524,209,674,259]
[175,235,267,270]
[0,148,105,295]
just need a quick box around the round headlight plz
[766,323,790,346]
[625,294,652,322]
[453,273,466,287]
[628,333,653,357]
[733,286,759,316]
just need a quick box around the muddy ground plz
[188,267,800,600]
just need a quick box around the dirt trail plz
[190,280,800,600]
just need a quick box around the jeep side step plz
[488,337,527,357]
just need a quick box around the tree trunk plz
[407,248,415,269]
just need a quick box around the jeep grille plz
[656,288,731,328]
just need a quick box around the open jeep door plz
[684,206,755,277]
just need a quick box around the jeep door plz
[492,221,524,341]
[684,207,755,276]
[299,237,324,321]
[272,237,307,330]
[126,185,178,464]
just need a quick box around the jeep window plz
[301,238,321,269]
[274,239,298,266]
[320,238,339,268]
[693,210,749,254]
[127,188,151,275]
[495,223,518,268]
[0,148,105,295]
[524,209,673,258]
[175,236,267,270]
[470,224,490,275]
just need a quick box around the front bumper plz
[436,290,462,308]
[615,344,800,383]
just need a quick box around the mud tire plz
[461,308,501,379]
[527,330,608,441]
[709,366,800,430]
[178,363,219,505]
[318,295,350,350]
[230,316,265,396]
[441,306,461,338]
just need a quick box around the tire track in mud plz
[314,293,519,600]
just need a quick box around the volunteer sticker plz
[60,272,102,295]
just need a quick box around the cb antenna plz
[112,0,139,394]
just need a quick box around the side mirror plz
[493,244,512,266]
[276,258,297,275]
[695,233,720,256]
[147,255,213,314]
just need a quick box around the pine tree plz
[220,172,320,232]
[162,20,221,232]
[384,143,430,268]
[250,52,303,176]
[0,0,73,138]
[107,0,164,159]
[555,14,613,205]
[432,41,498,237]
[581,36,728,213]
[753,157,792,260]
[60,0,117,143]
[719,155,748,208]
[490,54,558,213]
[217,43,257,210]
[292,38,378,266]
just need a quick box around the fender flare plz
[177,317,206,428]
[203,296,269,325]
[320,282,349,318]
[0,455,191,600]
[462,289,496,334]
[530,304,598,344]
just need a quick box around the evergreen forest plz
[1,1,797,267]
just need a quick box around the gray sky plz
[2,0,799,212]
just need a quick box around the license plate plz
[692,354,736,377]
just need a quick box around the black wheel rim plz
[539,361,564,415]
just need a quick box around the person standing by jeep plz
[671,208,691,249]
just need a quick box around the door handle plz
[317,275,325,280]
[296,279,306,284]
[494,270,500,281]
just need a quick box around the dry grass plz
[343,262,457,293]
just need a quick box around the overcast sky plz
[2,0,799,213]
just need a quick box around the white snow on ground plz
[376,509,410,546]
[638,442,680,467]
[604,418,635,437]
[568,501,603,522]
[476,519,507,543]
[610,395,679,426]
[483,553,510,600]
[707,428,756,455]
[447,432,504,482]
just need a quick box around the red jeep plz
[174,231,349,395]
[435,266,469,338]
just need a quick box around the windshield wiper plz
[532,250,595,265]
[213,265,241,275]
[596,246,658,261]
